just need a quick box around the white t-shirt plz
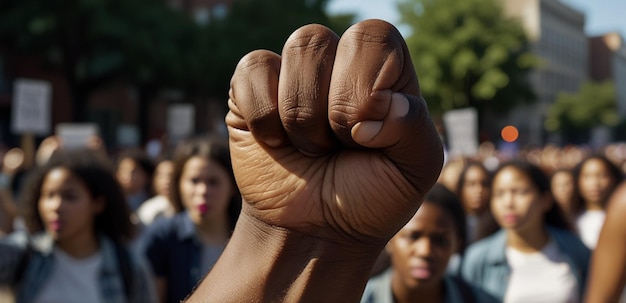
[34,248,102,303]
[576,210,606,249]
[504,239,579,303]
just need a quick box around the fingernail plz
[352,121,383,143]
[390,93,409,118]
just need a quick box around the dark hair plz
[551,168,574,180]
[115,148,155,196]
[571,154,624,214]
[476,160,572,240]
[20,149,134,243]
[169,136,241,230]
[425,183,468,255]
[455,161,491,197]
[455,160,491,214]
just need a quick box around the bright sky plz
[327,0,626,38]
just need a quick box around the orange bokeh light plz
[501,125,519,143]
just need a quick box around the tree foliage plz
[545,81,619,137]
[0,0,352,105]
[202,0,353,100]
[397,0,536,116]
[0,0,203,119]
[0,0,353,142]
[2,0,205,83]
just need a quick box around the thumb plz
[352,91,444,195]
[327,19,443,195]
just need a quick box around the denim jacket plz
[460,226,590,301]
[0,232,156,303]
[360,269,499,303]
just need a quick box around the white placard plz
[443,108,479,157]
[56,123,99,149]
[167,104,195,139]
[11,78,52,135]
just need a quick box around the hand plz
[187,19,443,303]
[227,19,443,244]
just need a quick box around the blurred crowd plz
[1,134,625,302]
[0,133,239,303]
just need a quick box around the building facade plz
[589,33,626,116]
[501,0,587,145]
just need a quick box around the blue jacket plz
[460,226,590,301]
[361,269,499,303]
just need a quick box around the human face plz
[38,168,103,246]
[551,171,574,215]
[153,160,173,197]
[491,167,548,233]
[460,166,490,215]
[388,203,458,292]
[578,159,616,207]
[179,157,234,224]
[116,158,148,195]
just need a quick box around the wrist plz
[187,212,385,302]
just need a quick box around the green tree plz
[202,0,354,102]
[0,0,354,143]
[397,0,536,117]
[0,0,204,139]
[545,81,619,144]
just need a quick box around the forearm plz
[185,213,384,303]
[584,191,626,302]
[584,236,626,302]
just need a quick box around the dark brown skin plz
[584,181,626,303]
[185,19,443,303]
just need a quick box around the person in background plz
[140,136,241,303]
[584,181,626,303]
[0,149,156,303]
[456,161,491,244]
[572,154,623,248]
[115,149,155,214]
[361,184,496,303]
[550,168,577,223]
[136,155,175,226]
[462,160,589,302]
[1,148,28,204]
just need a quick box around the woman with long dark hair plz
[140,136,241,303]
[462,160,589,302]
[571,154,623,248]
[0,149,156,302]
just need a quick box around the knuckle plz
[281,100,317,131]
[247,102,278,130]
[329,86,359,124]
[236,50,279,73]
[344,19,398,44]
[284,24,337,56]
